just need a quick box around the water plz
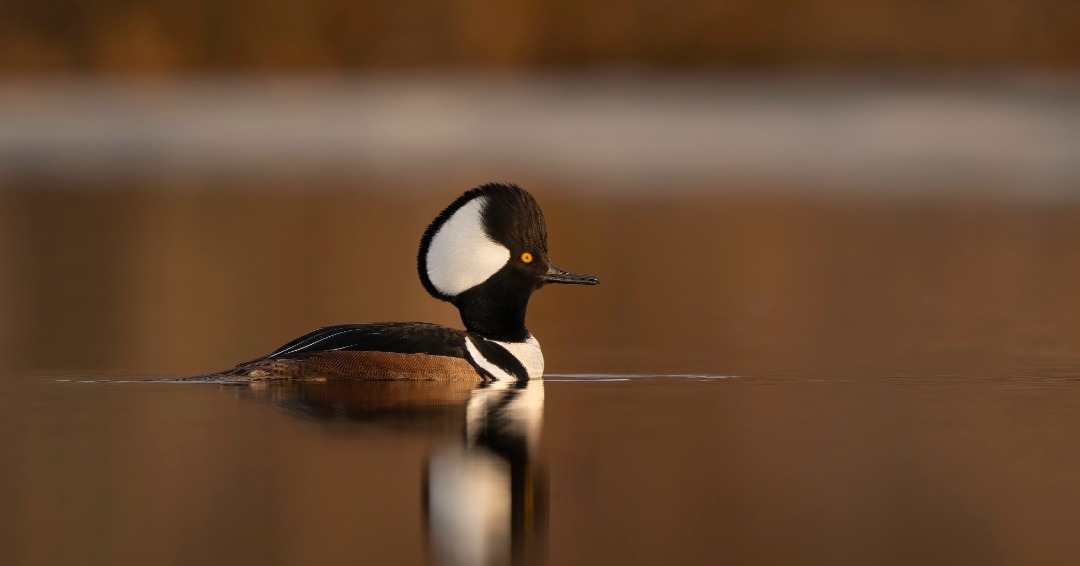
[3,185,1080,564]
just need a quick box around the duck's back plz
[192,323,484,383]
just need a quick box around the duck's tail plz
[181,359,296,383]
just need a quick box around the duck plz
[192,183,598,383]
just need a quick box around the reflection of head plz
[427,380,546,566]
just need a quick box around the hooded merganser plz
[193,183,598,383]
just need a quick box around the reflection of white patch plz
[426,196,510,297]
[513,380,545,453]
[466,380,545,453]
[428,447,511,566]
[493,335,544,378]
[470,380,548,451]
[466,337,516,381]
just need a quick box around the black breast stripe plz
[466,335,530,382]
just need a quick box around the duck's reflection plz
[241,379,545,566]
[427,380,545,566]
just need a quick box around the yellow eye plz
[520,252,533,263]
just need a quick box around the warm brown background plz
[3,3,1080,565]
[3,185,1080,378]
[3,0,1079,72]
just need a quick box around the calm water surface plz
[2,185,1080,564]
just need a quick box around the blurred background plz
[4,2,1080,565]
[1,0,1078,376]
[3,0,1080,70]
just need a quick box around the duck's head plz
[418,183,598,340]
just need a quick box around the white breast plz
[492,335,544,378]
[466,335,545,380]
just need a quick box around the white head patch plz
[425,196,511,297]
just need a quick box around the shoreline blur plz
[1,71,1078,199]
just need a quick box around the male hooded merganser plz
[194,183,598,383]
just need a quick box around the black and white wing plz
[262,322,469,360]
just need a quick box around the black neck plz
[453,271,534,342]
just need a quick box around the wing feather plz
[263,323,468,360]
